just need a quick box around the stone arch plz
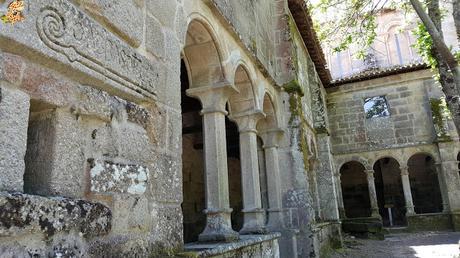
[373,157,406,226]
[370,155,402,169]
[337,157,371,171]
[228,64,258,116]
[339,161,371,218]
[404,150,441,167]
[257,92,279,132]
[407,153,443,214]
[182,18,227,88]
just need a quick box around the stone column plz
[435,163,450,212]
[334,171,346,219]
[364,169,380,218]
[260,129,285,231]
[186,85,239,242]
[230,111,266,234]
[308,158,322,221]
[399,166,415,215]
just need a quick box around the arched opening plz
[226,112,243,232]
[181,59,205,243]
[181,19,227,243]
[373,157,406,227]
[340,161,371,218]
[408,154,443,214]
[457,152,460,178]
[257,136,268,212]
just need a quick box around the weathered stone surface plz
[145,15,165,59]
[0,51,24,86]
[146,0,177,28]
[150,154,181,202]
[150,204,183,251]
[0,192,111,238]
[78,0,144,47]
[0,87,30,192]
[89,159,149,195]
[1,0,161,99]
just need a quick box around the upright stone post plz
[230,111,266,234]
[435,163,450,212]
[186,85,239,242]
[364,169,380,218]
[334,171,346,219]
[260,129,285,231]
[399,166,416,215]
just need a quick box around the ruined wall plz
[327,70,443,154]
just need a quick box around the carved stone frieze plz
[35,0,159,97]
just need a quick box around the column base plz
[198,209,239,243]
[266,208,285,232]
[240,209,267,235]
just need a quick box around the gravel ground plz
[331,231,460,258]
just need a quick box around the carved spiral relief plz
[35,1,158,97]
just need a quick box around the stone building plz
[0,0,342,257]
[0,0,459,257]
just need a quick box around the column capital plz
[186,84,238,113]
[229,110,266,133]
[399,166,409,176]
[260,128,285,148]
[364,169,374,176]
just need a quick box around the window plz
[364,96,390,119]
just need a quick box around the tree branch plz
[410,0,458,69]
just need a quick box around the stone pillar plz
[260,129,285,231]
[308,158,322,221]
[399,166,415,215]
[435,163,450,212]
[334,172,346,219]
[364,169,380,218]
[0,87,30,192]
[230,111,266,234]
[186,85,239,242]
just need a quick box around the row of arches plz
[180,19,283,243]
[340,153,443,227]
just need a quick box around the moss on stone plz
[430,98,452,141]
[283,79,304,97]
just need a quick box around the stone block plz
[0,52,24,86]
[78,0,144,47]
[150,203,183,250]
[167,109,182,155]
[21,63,77,108]
[145,15,165,59]
[0,87,30,192]
[174,5,187,45]
[88,159,149,195]
[150,154,181,202]
[146,0,177,28]
[110,195,151,233]
[0,192,111,238]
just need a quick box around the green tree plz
[309,0,460,136]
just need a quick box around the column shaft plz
[365,170,380,218]
[199,110,238,242]
[265,146,284,230]
[400,167,415,215]
[239,130,266,234]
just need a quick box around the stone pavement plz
[331,231,460,258]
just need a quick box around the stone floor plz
[331,231,460,258]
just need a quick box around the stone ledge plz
[180,233,281,257]
[0,192,111,238]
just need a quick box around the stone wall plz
[327,70,444,154]
[0,0,336,257]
